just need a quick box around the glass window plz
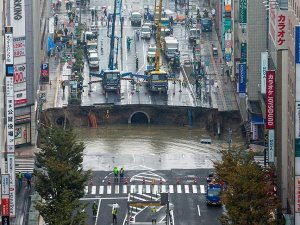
[207,189,221,197]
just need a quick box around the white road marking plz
[84,186,88,195]
[99,186,104,194]
[80,197,128,200]
[94,199,102,225]
[131,185,136,193]
[115,185,119,194]
[146,185,151,193]
[184,185,189,193]
[132,195,146,201]
[152,185,158,194]
[161,185,166,193]
[123,185,128,194]
[107,185,112,194]
[192,185,197,193]
[177,185,182,193]
[91,186,96,195]
[141,193,153,199]
[197,205,201,216]
[200,185,205,194]
[169,185,174,193]
[138,185,143,194]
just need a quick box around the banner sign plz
[49,17,54,34]
[240,43,247,63]
[239,0,247,24]
[1,198,10,216]
[296,176,300,212]
[296,102,300,139]
[13,37,26,57]
[266,70,275,129]
[14,63,26,92]
[239,63,247,94]
[15,90,27,105]
[269,8,287,50]
[1,216,10,225]
[268,130,275,163]
[5,27,13,65]
[261,52,268,94]
[7,154,15,217]
[296,26,300,64]
[1,174,10,195]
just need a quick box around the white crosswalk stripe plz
[99,186,104,194]
[177,185,182,193]
[123,185,127,194]
[115,185,119,194]
[91,186,96,195]
[192,185,197,193]
[200,185,205,194]
[85,184,207,195]
[184,185,189,193]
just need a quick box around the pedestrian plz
[136,57,139,71]
[104,8,107,17]
[112,206,118,224]
[120,167,124,182]
[64,27,68,36]
[113,166,118,183]
[151,207,157,224]
[17,171,23,189]
[62,80,65,92]
[54,14,58,26]
[27,177,31,190]
[92,201,97,217]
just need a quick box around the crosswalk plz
[84,184,206,195]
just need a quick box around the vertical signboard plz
[296,26,300,223]
[269,8,287,50]
[1,174,10,224]
[49,17,54,34]
[239,63,247,96]
[10,0,27,107]
[239,0,247,24]
[261,52,268,94]
[240,43,247,63]
[268,129,275,163]
[295,102,300,174]
[266,70,275,129]
[5,26,16,218]
[295,176,300,215]
[40,63,49,83]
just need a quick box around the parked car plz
[141,25,151,39]
[88,52,99,69]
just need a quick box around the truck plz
[131,12,142,26]
[206,173,222,206]
[146,70,169,92]
[101,69,121,91]
[162,36,179,60]
[201,18,212,32]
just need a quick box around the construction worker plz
[92,201,97,217]
[151,207,157,224]
[113,166,118,183]
[112,206,118,224]
[120,167,124,182]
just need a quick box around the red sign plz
[266,71,275,129]
[1,198,10,216]
[277,13,286,47]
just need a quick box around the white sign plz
[14,63,26,92]
[268,129,275,163]
[269,8,287,50]
[13,37,26,58]
[296,102,300,138]
[261,52,268,94]
[15,90,27,105]
[5,32,13,65]
[1,174,10,195]
[7,154,16,217]
[10,0,25,37]
[49,17,54,34]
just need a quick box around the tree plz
[214,148,279,225]
[34,127,91,225]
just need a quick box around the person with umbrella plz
[24,172,32,190]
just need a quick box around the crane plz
[146,0,169,92]
[101,0,121,93]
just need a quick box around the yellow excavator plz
[146,0,169,92]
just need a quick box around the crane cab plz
[102,69,121,92]
[147,70,168,93]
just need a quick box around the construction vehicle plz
[145,0,169,92]
[161,36,179,60]
[206,172,223,206]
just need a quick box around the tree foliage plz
[34,127,91,225]
[214,148,279,225]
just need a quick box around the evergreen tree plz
[34,127,91,225]
[214,148,279,225]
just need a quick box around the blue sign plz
[6,65,13,76]
[296,26,300,64]
[225,54,231,62]
[239,63,247,94]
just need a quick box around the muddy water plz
[74,125,244,171]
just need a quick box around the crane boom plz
[108,0,118,70]
[154,0,163,71]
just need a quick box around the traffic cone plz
[160,177,163,185]
[124,177,128,184]
[107,177,111,185]
[176,178,180,184]
[143,177,145,184]
[193,177,197,184]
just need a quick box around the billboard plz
[269,8,287,50]
[239,63,247,95]
[15,90,27,105]
[261,52,268,94]
[14,64,26,91]
[268,129,275,163]
[266,70,275,129]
